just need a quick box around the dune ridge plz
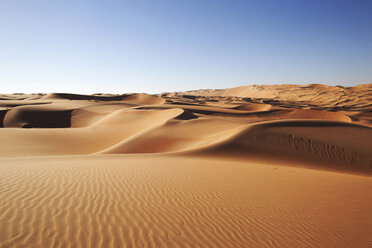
[1,88,371,175]
[179,84,372,109]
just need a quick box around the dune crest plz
[179,83,372,109]
[42,92,165,104]
[1,85,371,175]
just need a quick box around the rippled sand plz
[1,155,372,248]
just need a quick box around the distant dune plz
[1,84,372,247]
[178,84,372,109]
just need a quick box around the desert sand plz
[0,84,371,247]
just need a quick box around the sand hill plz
[1,85,372,247]
[179,84,372,109]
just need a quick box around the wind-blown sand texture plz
[1,84,372,247]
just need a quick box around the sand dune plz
[0,88,371,171]
[284,109,352,122]
[42,92,165,105]
[0,85,371,247]
[190,120,372,174]
[0,108,184,157]
[180,84,372,109]
[234,103,272,111]
[4,104,74,128]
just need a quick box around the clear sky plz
[1,0,371,94]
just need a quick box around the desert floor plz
[1,84,371,247]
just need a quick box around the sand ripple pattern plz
[1,156,372,248]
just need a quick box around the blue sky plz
[1,0,371,93]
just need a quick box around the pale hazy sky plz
[1,0,371,94]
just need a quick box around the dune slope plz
[1,89,371,175]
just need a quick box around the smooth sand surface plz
[0,85,371,247]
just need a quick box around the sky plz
[0,0,371,94]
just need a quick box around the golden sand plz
[0,84,371,247]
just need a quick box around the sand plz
[0,85,371,247]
